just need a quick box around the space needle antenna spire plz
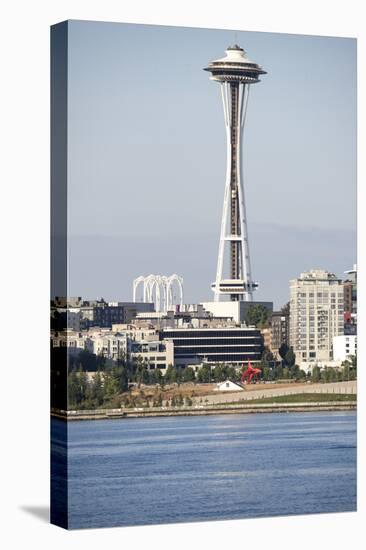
[204,45,266,302]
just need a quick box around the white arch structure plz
[133,274,184,312]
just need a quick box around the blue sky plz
[66,20,356,308]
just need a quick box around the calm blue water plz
[52,412,356,529]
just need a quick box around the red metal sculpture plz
[241,361,261,384]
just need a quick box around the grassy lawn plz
[220,393,357,405]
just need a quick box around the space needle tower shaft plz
[204,45,266,302]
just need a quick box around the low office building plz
[200,301,273,324]
[130,340,174,370]
[270,307,290,355]
[82,300,155,329]
[135,310,176,328]
[51,298,154,330]
[161,327,264,367]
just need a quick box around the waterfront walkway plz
[197,380,356,405]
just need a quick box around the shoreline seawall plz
[51,401,356,421]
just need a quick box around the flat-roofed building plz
[161,327,264,367]
[51,298,154,330]
[112,324,160,342]
[130,340,174,371]
[201,301,273,324]
[83,300,154,329]
[85,332,128,361]
[270,308,290,357]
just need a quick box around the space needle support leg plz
[237,83,253,301]
[214,82,232,302]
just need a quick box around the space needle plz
[204,45,266,302]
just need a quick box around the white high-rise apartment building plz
[290,270,344,366]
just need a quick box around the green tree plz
[197,365,211,383]
[165,365,178,384]
[181,366,195,383]
[278,343,289,362]
[108,363,129,393]
[273,365,283,380]
[282,367,290,379]
[328,368,336,383]
[213,365,225,382]
[175,367,183,386]
[312,366,321,383]
[284,349,296,368]
[260,349,271,370]
[91,371,104,406]
[135,357,149,387]
[341,361,350,381]
[150,368,164,387]
[350,355,357,380]
[227,366,239,382]
[298,368,306,381]
[79,369,89,402]
[68,368,90,409]
[320,367,328,383]
[245,304,270,328]
[262,366,271,381]
[103,369,119,398]
[68,369,82,407]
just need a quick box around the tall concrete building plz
[289,270,344,366]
